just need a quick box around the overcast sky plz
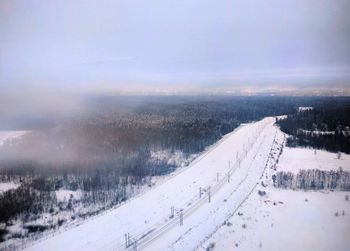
[1,0,350,93]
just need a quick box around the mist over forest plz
[0,96,349,243]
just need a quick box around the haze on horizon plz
[1,0,350,95]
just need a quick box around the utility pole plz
[199,187,202,198]
[208,187,211,203]
[125,233,128,248]
[227,172,230,183]
[170,206,174,218]
[125,233,131,248]
[179,210,183,226]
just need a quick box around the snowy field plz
[198,129,350,251]
[55,190,83,202]
[19,117,278,251]
[298,107,313,112]
[198,189,350,251]
[0,182,19,195]
[0,131,27,146]
[277,147,350,173]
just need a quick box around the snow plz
[15,116,349,251]
[277,147,350,174]
[298,107,313,112]
[55,190,83,202]
[298,128,335,135]
[276,115,287,120]
[20,117,278,251]
[150,149,196,167]
[0,130,27,146]
[0,182,20,194]
[198,189,350,251]
[198,125,350,251]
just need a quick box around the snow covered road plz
[24,117,278,251]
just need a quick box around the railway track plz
[114,120,274,251]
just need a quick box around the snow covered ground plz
[4,120,349,251]
[277,147,350,174]
[150,149,198,168]
[198,128,350,251]
[0,131,27,146]
[298,107,313,112]
[19,117,277,251]
[55,190,83,202]
[198,189,350,251]
[0,182,19,194]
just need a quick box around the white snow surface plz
[298,129,336,135]
[55,190,83,202]
[198,189,350,251]
[22,117,278,251]
[277,147,350,174]
[0,131,27,146]
[198,125,350,251]
[298,107,313,112]
[0,182,19,194]
[150,149,196,168]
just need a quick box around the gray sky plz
[1,0,350,93]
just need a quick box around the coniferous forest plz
[276,97,350,153]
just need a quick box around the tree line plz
[273,168,350,191]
